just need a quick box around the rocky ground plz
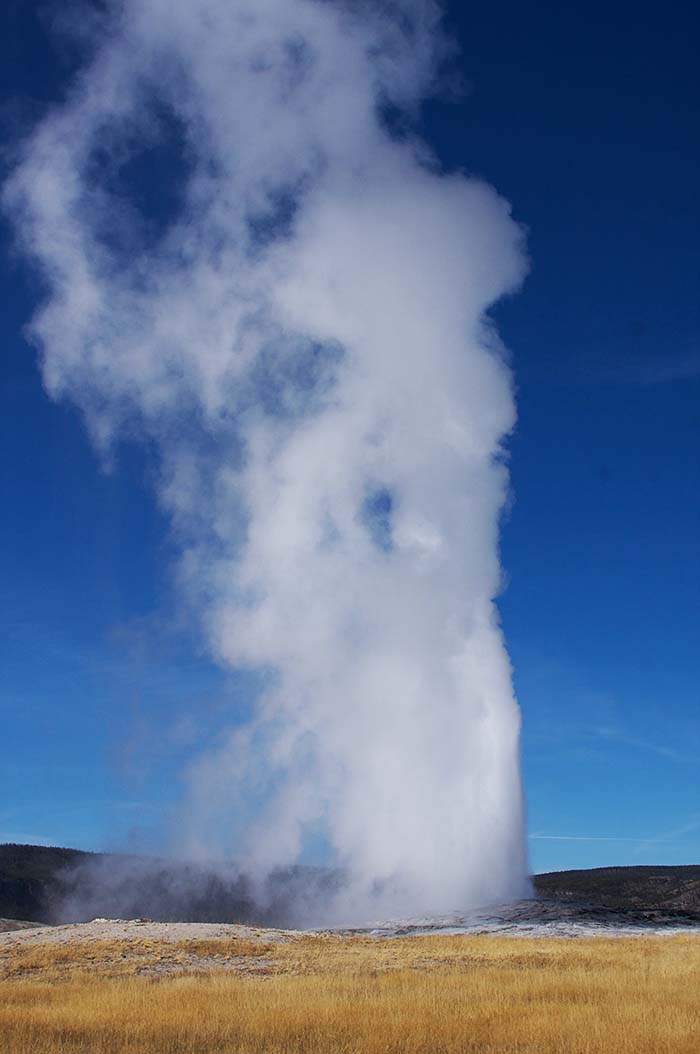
[0,919,292,978]
[352,898,700,938]
[0,918,296,948]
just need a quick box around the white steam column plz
[6,0,530,921]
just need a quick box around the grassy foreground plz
[1,931,699,1053]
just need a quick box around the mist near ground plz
[57,853,343,928]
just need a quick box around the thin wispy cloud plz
[590,725,697,766]
[575,346,700,387]
[529,834,664,844]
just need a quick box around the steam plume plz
[6,0,529,921]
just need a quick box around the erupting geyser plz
[6,0,530,921]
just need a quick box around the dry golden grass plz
[0,935,276,981]
[170,936,276,957]
[1,931,699,1052]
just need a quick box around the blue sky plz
[1,0,698,874]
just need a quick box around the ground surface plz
[0,919,295,977]
[1,922,699,1052]
[350,898,700,937]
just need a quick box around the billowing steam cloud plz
[7,0,529,921]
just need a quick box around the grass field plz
[1,931,699,1053]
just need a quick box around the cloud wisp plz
[6,0,529,922]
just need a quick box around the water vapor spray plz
[7,0,530,921]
